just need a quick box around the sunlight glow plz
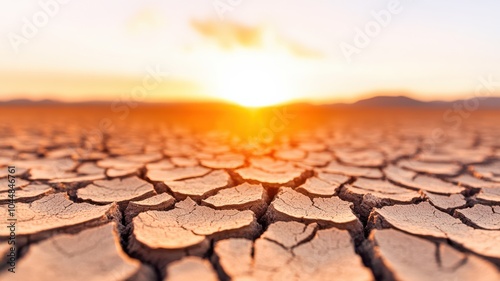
[208,29,299,107]
[213,51,294,107]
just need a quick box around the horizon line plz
[2,94,500,108]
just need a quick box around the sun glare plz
[213,50,294,107]
[207,30,299,107]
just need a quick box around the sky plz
[1,0,499,105]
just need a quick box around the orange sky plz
[1,1,499,106]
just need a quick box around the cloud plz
[126,8,164,35]
[191,19,322,58]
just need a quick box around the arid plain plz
[1,104,500,281]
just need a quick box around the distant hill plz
[0,99,113,106]
[468,96,500,108]
[351,95,428,107]
[327,95,500,108]
[0,98,62,105]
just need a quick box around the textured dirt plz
[1,106,499,280]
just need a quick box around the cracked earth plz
[1,106,499,281]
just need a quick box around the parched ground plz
[1,105,500,281]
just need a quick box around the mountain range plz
[1,96,500,108]
[328,95,500,108]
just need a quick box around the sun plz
[210,49,297,107]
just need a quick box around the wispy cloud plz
[126,8,164,35]
[191,19,322,58]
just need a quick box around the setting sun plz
[212,49,296,107]
[201,27,300,107]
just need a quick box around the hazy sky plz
[1,0,499,104]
